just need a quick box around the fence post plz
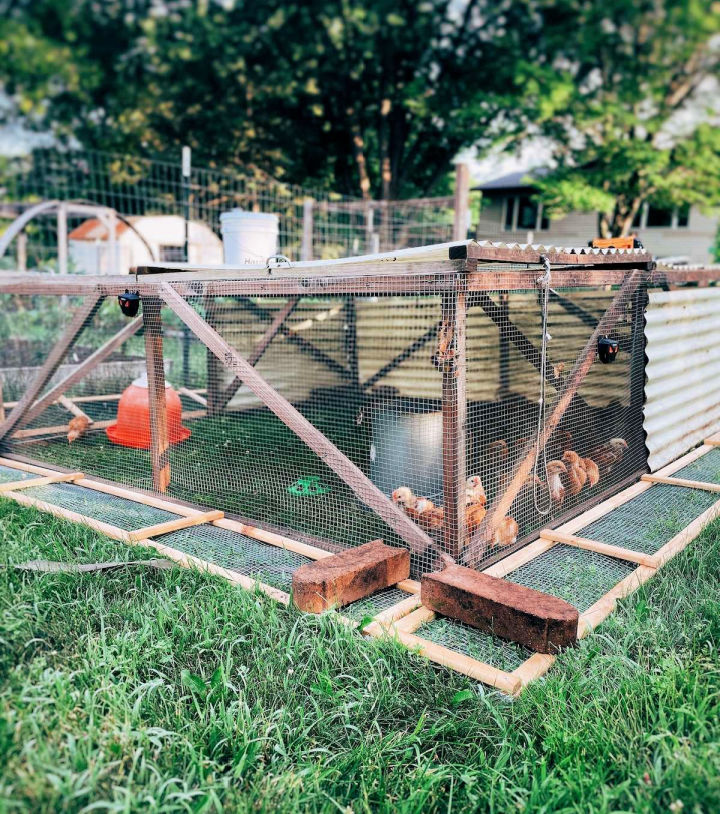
[57,202,68,274]
[452,163,470,242]
[301,197,314,261]
[181,146,192,387]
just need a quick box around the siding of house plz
[477,193,716,263]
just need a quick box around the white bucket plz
[219,209,279,265]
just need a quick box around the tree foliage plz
[513,0,720,235]
[0,0,527,198]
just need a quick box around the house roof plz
[473,167,549,192]
[68,218,130,241]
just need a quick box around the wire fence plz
[0,149,462,272]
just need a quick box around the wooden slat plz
[372,594,423,626]
[0,292,103,441]
[441,289,467,557]
[178,387,208,407]
[511,653,557,691]
[160,282,434,554]
[143,296,170,492]
[11,410,206,440]
[21,315,142,427]
[393,605,435,633]
[641,474,720,493]
[128,510,224,542]
[392,629,522,695]
[539,529,659,568]
[0,471,84,493]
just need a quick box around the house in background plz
[68,214,223,275]
[475,170,718,264]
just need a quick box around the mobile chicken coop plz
[1,241,718,693]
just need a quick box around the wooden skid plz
[128,510,225,542]
[0,471,84,493]
[0,436,718,696]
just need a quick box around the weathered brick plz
[421,563,578,653]
[292,539,410,613]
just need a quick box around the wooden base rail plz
[128,510,225,542]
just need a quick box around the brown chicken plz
[493,516,519,547]
[392,486,415,508]
[465,502,487,533]
[546,460,567,505]
[582,457,600,487]
[67,415,90,444]
[561,450,587,495]
[590,438,628,471]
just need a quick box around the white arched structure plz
[0,201,120,274]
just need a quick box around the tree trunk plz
[348,108,372,201]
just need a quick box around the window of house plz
[159,245,185,262]
[502,195,548,231]
[633,203,691,230]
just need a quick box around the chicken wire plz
[0,264,649,580]
[671,447,720,484]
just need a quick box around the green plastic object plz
[287,475,331,497]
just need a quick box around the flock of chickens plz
[392,436,629,548]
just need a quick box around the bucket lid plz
[131,374,173,389]
[220,208,279,224]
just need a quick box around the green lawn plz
[1,498,719,813]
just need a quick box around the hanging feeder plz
[118,290,141,318]
[106,376,191,449]
[598,336,619,364]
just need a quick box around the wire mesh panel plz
[578,483,718,556]
[505,544,636,610]
[0,255,651,581]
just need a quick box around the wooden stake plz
[539,529,659,568]
[142,296,170,493]
[57,395,93,423]
[128,509,224,542]
[641,474,720,493]
[160,282,433,554]
[511,653,556,691]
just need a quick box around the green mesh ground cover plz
[0,465,36,484]
[18,482,179,531]
[578,484,718,556]
[505,544,635,611]
[671,447,720,484]
[417,617,530,672]
[157,525,312,592]
[342,587,411,622]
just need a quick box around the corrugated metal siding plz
[645,287,720,471]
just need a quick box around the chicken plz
[561,450,587,495]
[465,502,487,533]
[392,486,415,508]
[582,457,600,487]
[67,415,90,444]
[426,506,445,531]
[465,475,486,505]
[493,516,519,547]
[546,460,567,505]
[590,438,628,471]
[556,430,573,454]
[432,321,455,370]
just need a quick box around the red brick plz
[292,540,410,613]
[421,563,578,653]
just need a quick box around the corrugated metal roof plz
[645,287,720,471]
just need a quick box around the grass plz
[1,498,719,812]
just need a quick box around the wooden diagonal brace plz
[22,315,143,428]
[159,283,433,554]
[464,271,645,566]
[216,297,299,411]
[0,471,84,493]
[0,292,103,443]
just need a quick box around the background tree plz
[512,0,720,236]
[0,0,529,199]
